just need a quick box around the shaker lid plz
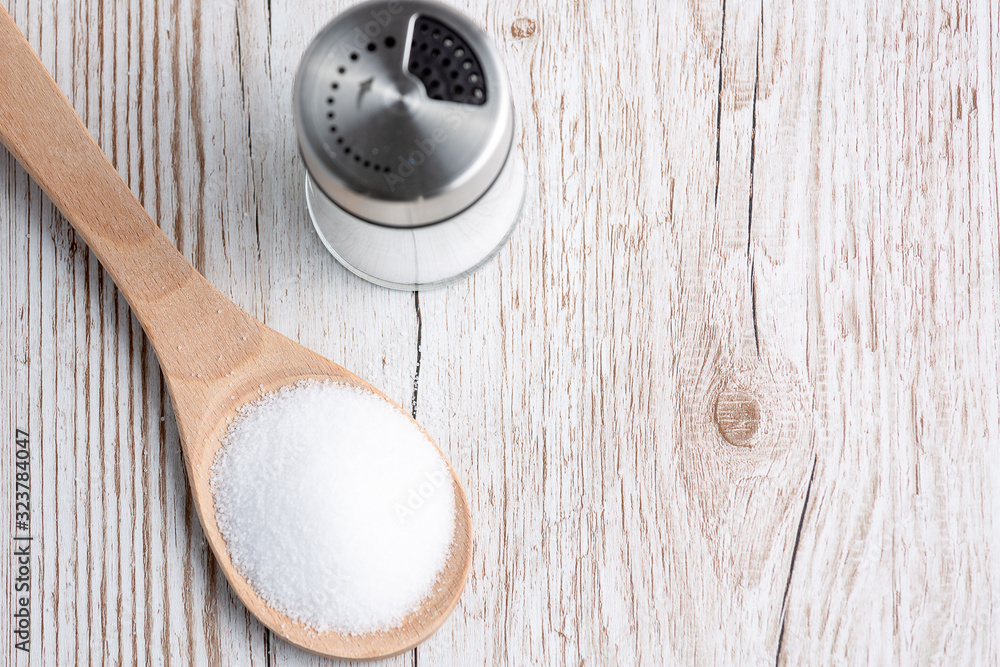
[294,0,514,228]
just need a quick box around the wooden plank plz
[772,1,1000,663]
[0,0,416,663]
[0,0,997,664]
[417,0,999,664]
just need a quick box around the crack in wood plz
[714,0,726,206]
[750,266,760,358]
[411,291,422,419]
[775,455,818,666]
[234,9,261,259]
[748,13,761,358]
[266,0,273,50]
[409,291,422,665]
[190,0,207,274]
[169,0,185,254]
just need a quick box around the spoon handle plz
[0,6,259,379]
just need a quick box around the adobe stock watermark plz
[394,468,449,523]
[384,103,476,192]
[12,428,31,653]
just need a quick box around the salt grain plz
[211,380,455,635]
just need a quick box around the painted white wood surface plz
[1,0,998,664]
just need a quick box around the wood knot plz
[714,389,762,447]
[510,18,536,39]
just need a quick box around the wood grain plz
[1,0,998,664]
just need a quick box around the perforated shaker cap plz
[294,1,515,228]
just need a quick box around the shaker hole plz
[350,52,359,61]
[385,36,396,48]
[367,43,377,52]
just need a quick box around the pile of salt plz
[211,380,455,634]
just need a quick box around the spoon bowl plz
[0,6,472,659]
[178,328,474,659]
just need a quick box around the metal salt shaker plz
[294,0,525,289]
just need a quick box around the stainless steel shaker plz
[294,0,525,289]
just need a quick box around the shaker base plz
[305,145,526,291]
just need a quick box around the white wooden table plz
[1,0,998,664]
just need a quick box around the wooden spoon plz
[0,6,472,660]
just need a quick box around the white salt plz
[211,380,455,635]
